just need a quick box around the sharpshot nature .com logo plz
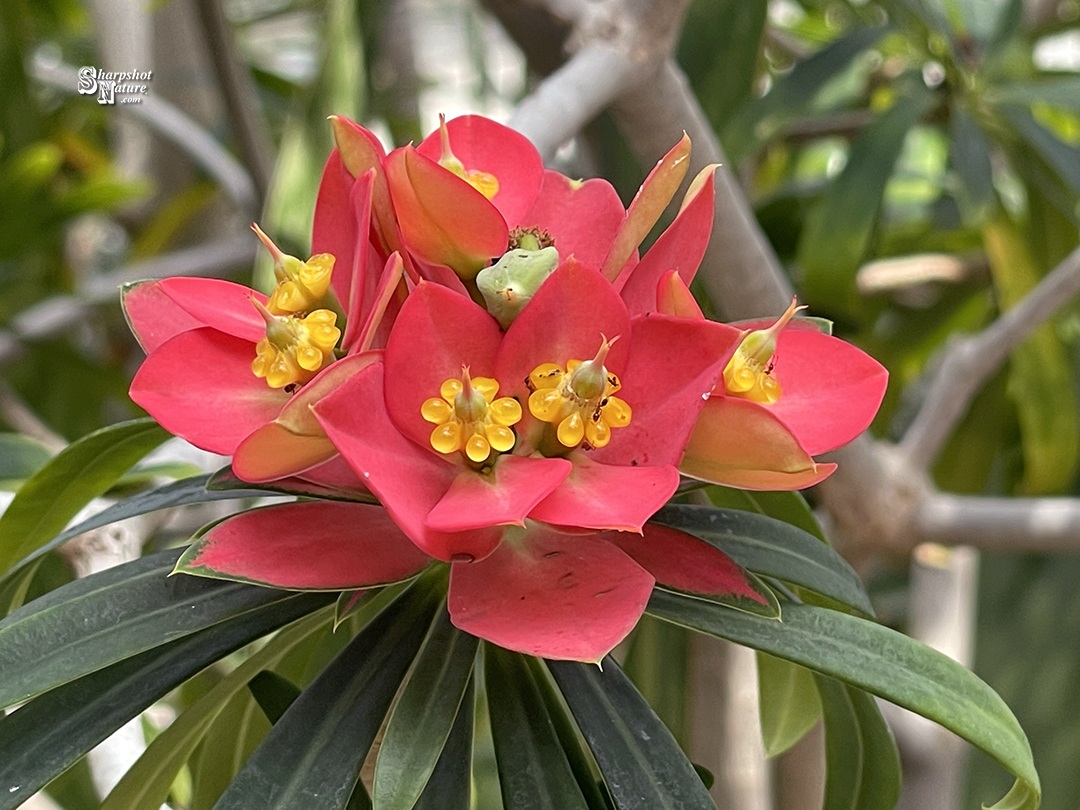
[78,66,153,105]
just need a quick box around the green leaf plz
[484,644,589,810]
[758,652,822,758]
[705,486,826,542]
[816,676,901,810]
[0,418,170,576]
[100,607,333,810]
[949,104,995,222]
[652,504,873,616]
[726,25,890,159]
[374,604,479,809]
[413,678,474,810]
[211,577,442,810]
[0,432,52,486]
[208,466,378,504]
[0,473,266,589]
[547,657,716,810]
[648,593,1040,809]
[799,88,936,313]
[992,78,1080,113]
[0,548,315,709]
[1001,105,1080,197]
[0,592,331,809]
[624,614,690,746]
[0,557,40,617]
[984,213,1080,493]
[249,671,302,724]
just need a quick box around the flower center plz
[526,336,632,449]
[250,299,341,389]
[722,297,805,405]
[252,223,335,315]
[422,367,522,463]
[437,113,499,200]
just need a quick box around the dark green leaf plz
[648,593,1040,808]
[212,577,442,810]
[758,652,822,758]
[0,548,312,709]
[413,678,474,810]
[799,89,936,313]
[547,657,716,810]
[0,557,39,617]
[0,592,331,809]
[0,418,170,576]
[485,645,589,810]
[949,104,995,221]
[992,78,1080,112]
[249,671,302,725]
[207,466,378,504]
[0,473,265,589]
[692,765,714,791]
[0,432,52,485]
[100,608,333,810]
[623,615,690,746]
[1001,105,1080,197]
[705,486,826,542]
[816,676,901,810]
[651,505,873,616]
[374,605,479,810]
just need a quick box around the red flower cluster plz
[125,115,886,661]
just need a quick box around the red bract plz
[651,273,888,489]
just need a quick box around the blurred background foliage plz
[1,0,1079,807]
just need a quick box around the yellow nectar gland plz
[527,336,632,449]
[422,368,522,463]
[251,302,341,389]
[722,296,806,405]
[252,223,335,315]
[437,113,499,200]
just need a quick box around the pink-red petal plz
[314,362,502,562]
[521,171,625,271]
[601,523,771,607]
[416,115,544,228]
[130,328,287,455]
[619,167,715,316]
[592,314,742,468]
[448,526,655,662]
[528,453,680,532]
[679,395,836,490]
[765,329,888,456]
[176,501,430,590]
[383,281,503,448]
[497,259,631,402]
[123,280,204,353]
[385,145,509,279]
[125,277,268,346]
[426,454,572,534]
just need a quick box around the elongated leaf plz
[949,104,995,221]
[705,486,825,542]
[0,557,39,617]
[249,671,302,724]
[624,615,690,746]
[1001,105,1080,197]
[984,213,1079,493]
[648,593,1040,809]
[816,676,901,810]
[485,644,589,810]
[413,678,474,810]
[758,652,822,758]
[799,88,935,312]
[0,548,310,709]
[0,418,170,576]
[0,474,266,589]
[726,26,889,158]
[100,607,333,810]
[211,577,442,810]
[0,432,52,484]
[0,592,331,809]
[993,78,1080,112]
[651,505,872,616]
[374,605,479,809]
[547,657,716,810]
[207,466,378,504]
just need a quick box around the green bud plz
[477,246,560,329]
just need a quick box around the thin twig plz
[900,244,1080,471]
